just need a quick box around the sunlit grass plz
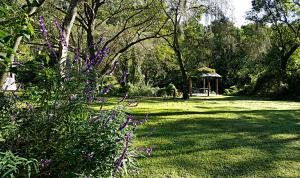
[127,96,300,177]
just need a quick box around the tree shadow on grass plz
[133,109,300,118]
[135,108,300,177]
[139,95,300,103]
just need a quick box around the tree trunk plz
[59,0,81,71]
[281,43,300,74]
[87,27,96,61]
[173,5,189,99]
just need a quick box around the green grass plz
[128,96,300,178]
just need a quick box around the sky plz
[231,0,253,27]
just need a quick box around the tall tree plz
[249,0,300,75]
[160,0,231,99]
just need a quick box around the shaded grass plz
[128,96,300,177]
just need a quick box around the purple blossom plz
[146,147,153,155]
[88,95,94,104]
[34,45,39,52]
[132,114,148,131]
[25,102,33,110]
[84,152,94,161]
[40,159,52,169]
[136,147,153,156]
[133,113,149,125]
[39,16,57,60]
[83,47,108,72]
[114,132,132,173]
[73,47,80,64]
[108,61,119,76]
[54,20,67,47]
[102,84,113,95]
[118,115,134,131]
[96,48,108,66]
[119,70,129,84]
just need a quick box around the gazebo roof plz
[202,73,222,78]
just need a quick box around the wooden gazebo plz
[188,67,222,96]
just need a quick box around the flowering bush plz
[0,18,148,177]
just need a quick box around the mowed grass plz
[127,96,300,178]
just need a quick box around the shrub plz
[125,83,158,97]
[0,18,146,177]
[0,151,39,178]
[1,62,140,177]
[224,85,239,95]
[157,87,167,97]
[165,83,177,96]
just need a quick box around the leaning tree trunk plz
[59,0,81,72]
[173,5,189,99]
[280,43,300,77]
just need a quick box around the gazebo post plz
[216,78,219,95]
[208,78,210,96]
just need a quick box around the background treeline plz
[1,0,299,99]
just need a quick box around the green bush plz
[126,83,158,97]
[224,85,239,95]
[157,87,167,97]
[0,151,39,178]
[165,83,177,96]
[156,84,178,97]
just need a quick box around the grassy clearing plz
[127,96,300,177]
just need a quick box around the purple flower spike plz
[88,95,94,104]
[40,159,52,169]
[119,70,129,84]
[146,147,153,156]
[39,16,57,61]
[34,45,39,52]
[108,61,119,76]
[118,115,134,131]
[96,48,108,66]
[54,20,68,47]
[135,113,149,125]
[25,102,33,110]
[84,152,94,161]
[136,146,153,156]
[73,47,80,64]
[114,132,132,173]
[102,84,113,95]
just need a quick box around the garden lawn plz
[128,96,300,178]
